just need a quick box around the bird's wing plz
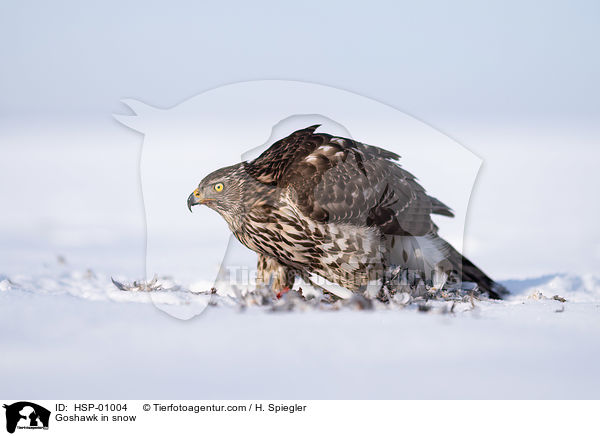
[243,125,324,185]
[245,126,453,236]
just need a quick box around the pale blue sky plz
[1,0,598,122]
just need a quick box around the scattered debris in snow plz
[1,256,597,318]
[1,259,599,398]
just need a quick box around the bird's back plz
[245,125,453,237]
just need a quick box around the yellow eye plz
[214,183,224,192]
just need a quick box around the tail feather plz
[444,243,508,299]
[387,234,509,299]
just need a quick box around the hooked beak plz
[187,189,214,212]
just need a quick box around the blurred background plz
[1,0,599,280]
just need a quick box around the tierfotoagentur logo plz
[114,80,485,319]
[3,402,50,434]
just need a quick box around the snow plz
[1,95,599,399]
[1,259,599,399]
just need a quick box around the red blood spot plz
[276,286,291,299]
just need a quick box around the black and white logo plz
[3,402,50,434]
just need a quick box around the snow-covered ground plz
[1,257,599,399]
[1,119,599,399]
[2,116,599,399]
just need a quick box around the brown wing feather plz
[244,126,453,236]
[243,125,324,185]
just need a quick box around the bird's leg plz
[256,255,341,302]
[256,254,295,297]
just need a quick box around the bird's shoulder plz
[244,125,398,186]
[243,126,453,235]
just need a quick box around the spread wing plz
[244,125,453,236]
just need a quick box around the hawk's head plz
[187,163,246,228]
